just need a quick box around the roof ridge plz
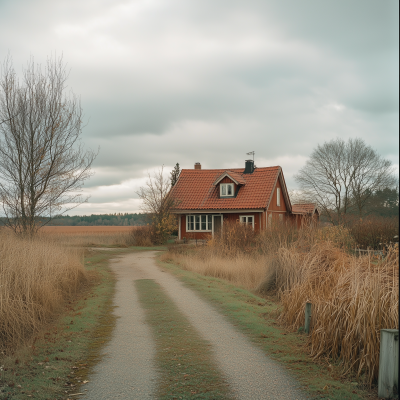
[181,166,280,171]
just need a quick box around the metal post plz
[378,329,399,399]
[305,302,312,334]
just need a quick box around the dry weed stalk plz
[0,231,86,351]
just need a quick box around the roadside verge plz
[157,256,374,400]
[0,249,117,400]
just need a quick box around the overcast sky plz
[1,0,398,215]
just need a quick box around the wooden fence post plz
[305,302,312,334]
[378,329,399,399]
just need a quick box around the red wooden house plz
[169,160,318,240]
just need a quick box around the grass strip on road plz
[157,256,375,400]
[135,279,234,400]
[0,249,117,400]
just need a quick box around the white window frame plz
[278,213,284,223]
[277,187,281,206]
[186,214,213,232]
[239,215,255,229]
[268,213,272,227]
[220,183,234,197]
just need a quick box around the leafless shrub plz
[346,216,399,250]
[129,225,154,246]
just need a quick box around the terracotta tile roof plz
[291,203,317,214]
[213,170,247,186]
[170,166,281,210]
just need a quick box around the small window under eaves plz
[220,183,234,197]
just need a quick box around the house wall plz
[179,211,263,240]
[288,211,319,228]
[221,212,262,232]
[288,213,302,229]
[266,178,288,224]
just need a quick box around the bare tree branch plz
[295,138,396,224]
[136,166,178,244]
[0,55,98,236]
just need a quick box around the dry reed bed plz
[277,241,398,385]
[0,232,86,351]
[163,250,267,290]
[164,223,399,385]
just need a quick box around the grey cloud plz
[0,0,398,214]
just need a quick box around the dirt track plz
[82,251,306,400]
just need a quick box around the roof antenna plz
[246,151,254,162]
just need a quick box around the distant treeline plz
[319,187,399,222]
[0,213,151,227]
[47,213,151,226]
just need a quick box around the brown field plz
[40,225,135,234]
[38,226,135,247]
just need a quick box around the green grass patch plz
[135,279,234,400]
[157,257,373,400]
[0,249,118,400]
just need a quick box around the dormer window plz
[220,183,234,197]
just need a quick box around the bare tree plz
[136,166,177,244]
[0,55,97,236]
[348,139,396,217]
[295,138,396,225]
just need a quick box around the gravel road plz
[82,251,307,400]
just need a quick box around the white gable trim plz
[213,172,241,186]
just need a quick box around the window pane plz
[248,217,253,224]
[201,215,207,230]
[208,215,212,230]
[195,215,200,230]
[221,185,226,196]
[228,184,232,195]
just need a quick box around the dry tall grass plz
[163,221,399,384]
[0,230,87,352]
[276,241,398,385]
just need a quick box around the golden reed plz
[0,230,86,351]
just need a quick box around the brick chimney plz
[194,162,201,170]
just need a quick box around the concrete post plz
[378,329,399,399]
[305,302,312,334]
